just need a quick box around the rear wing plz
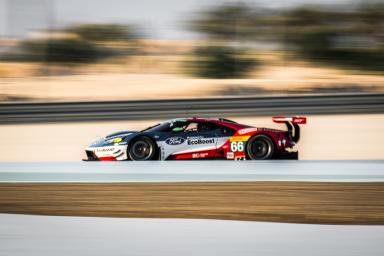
[272,116,307,143]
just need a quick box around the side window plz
[197,122,219,133]
[155,120,188,132]
[184,122,219,133]
[184,122,199,132]
[219,126,236,136]
[170,121,189,132]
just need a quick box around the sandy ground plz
[0,114,383,161]
[1,66,383,102]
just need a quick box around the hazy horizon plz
[0,0,365,39]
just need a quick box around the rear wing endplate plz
[272,116,307,143]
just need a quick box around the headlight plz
[112,137,122,143]
[106,137,122,143]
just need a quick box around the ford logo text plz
[165,137,185,145]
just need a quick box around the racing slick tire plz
[128,136,157,161]
[246,134,275,160]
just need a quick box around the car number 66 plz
[230,141,244,152]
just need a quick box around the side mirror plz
[172,127,184,132]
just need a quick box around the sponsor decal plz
[230,136,250,142]
[187,137,215,145]
[292,117,306,124]
[258,128,280,132]
[238,128,258,135]
[230,141,245,152]
[192,152,209,158]
[165,137,186,145]
[160,145,165,160]
[96,147,115,152]
[226,152,234,159]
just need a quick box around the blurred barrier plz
[1,93,384,123]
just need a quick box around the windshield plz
[140,120,188,133]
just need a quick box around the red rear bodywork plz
[173,116,306,160]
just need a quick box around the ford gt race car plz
[84,116,306,161]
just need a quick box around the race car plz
[84,116,306,161]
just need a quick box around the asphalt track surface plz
[0,161,383,182]
[1,93,384,123]
[0,161,383,224]
[1,214,384,256]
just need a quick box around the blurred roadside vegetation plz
[187,4,259,78]
[188,2,384,76]
[0,2,383,78]
[188,46,258,79]
[0,23,138,66]
[277,5,384,71]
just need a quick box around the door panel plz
[173,131,218,159]
[161,121,220,160]
[159,121,235,160]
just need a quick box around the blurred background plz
[1,3,384,252]
[0,0,383,102]
[0,0,383,161]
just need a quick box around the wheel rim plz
[250,139,271,159]
[131,140,153,160]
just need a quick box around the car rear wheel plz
[246,134,275,160]
[128,137,157,161]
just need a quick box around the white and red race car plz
[84,116,306,161]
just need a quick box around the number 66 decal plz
[230,141,244,152]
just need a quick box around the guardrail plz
[1,93,384,123]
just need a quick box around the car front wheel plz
[128,137,157,160]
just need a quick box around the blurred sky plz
[0,0,365,39]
